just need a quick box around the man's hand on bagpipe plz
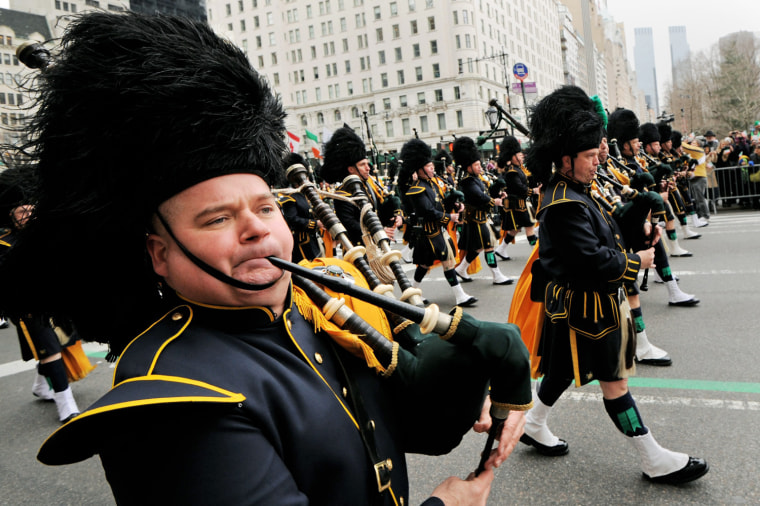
[473,398,526,474]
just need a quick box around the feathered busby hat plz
[525,85,604,185]
[496,136,522,167]
[639,122,660,147]
[671,130,683,150]
[0,166,35,229]
[398,138,432,183]
[657,122,673,145]
[452,136,481,170]
[607,108,640,145]
[0,12,287,355]
[321,127,368,183]
[433,149,452,176]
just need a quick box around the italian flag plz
[287,131,300,153]
[305,129,322,159]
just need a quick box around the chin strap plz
[155,212,278,292]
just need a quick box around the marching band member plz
[399,138,477,307]
[1,12,530,504]
[493,136,538,261]
[321,127,403,246]
[278,153,324,262]
[521,85,708,485]
[452,137,514,286]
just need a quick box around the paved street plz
[1,209,759,505]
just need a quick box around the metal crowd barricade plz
[705,165,760,213]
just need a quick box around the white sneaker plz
[454,260,472,282]
[690,214,709,228]
[681,224,701,240]
[494,240,511,260]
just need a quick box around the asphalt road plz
[1,208,758,505]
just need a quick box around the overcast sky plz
[604,0,758,96]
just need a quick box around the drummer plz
[1,12,528,505]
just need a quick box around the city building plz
[668,25,690,86]
[634,26,658,117]
[207,0,566,156]
[0,8,51,146]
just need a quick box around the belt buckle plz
[373,459,393,493]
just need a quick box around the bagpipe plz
[267,255,532,470]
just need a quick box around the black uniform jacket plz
[537,174,641,339]
[38,288,415,505]
[278,192,321,262]
[405,178,450,236]
[458,174,494,223]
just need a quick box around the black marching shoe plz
[456,296,478,307]
[519,433,569,456]
[644,457,709,485]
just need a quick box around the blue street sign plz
[513,63,528,81]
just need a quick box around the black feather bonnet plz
[0,12,287,354]
[320,127,368,183]
[452,136,481,170]
[525,85,604,185]
[639,122,661,147]
[497,136,522,167]
[607,108,640,145]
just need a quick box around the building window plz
[453,11,458,24]
[434,89,443,101]
[397,70,405,85]
[376,28,383,42]
[410,20,418,34]
[415,67,423,81]
[437,113,446,130]
[392,24,400,38]
[390,2,398,16]
[430,40,438,54]
[455,35,460,49]
[399,95,407,107]
[381,73,388,88]
[335,110,342,121]
[345,60,351,73]
[352,106,360,118]
[383,98,391,110]
[395,47,403,62]
[369,104,376,115]
[317,112,324,124]
[412,44,420,58]
[374,5,381,19]
[408,0,416,11]
[386,120,394,137]
[454,86,461,99]
[420,115,428,132]
[428,16,435,30]
[378,50,386,64]
[417,91,425,104]
[432,63,440,78]
[402,118,411,135]
[456,110,463,128]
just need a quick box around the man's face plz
[662,139,672,152]
[561,148,599,185]
[348,159,371,180]
[467,160,483,176]
[598,138,609,162]
[147,174,293,309]
[11,204,33,229]
[645,141,661,155]
[511,152,524,166]
[446,163,455,175]
[622,138,640,157]
[418,162,435,180]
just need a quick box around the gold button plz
[314,352,323,364]
[342,387,348,398]
[171,312,183,321]
[385,458,393,471]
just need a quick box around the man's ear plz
[347,165,358,176]
[560,154,572,171]
[146,233,169,277]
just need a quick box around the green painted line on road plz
[87,351,109,359]
[533,377,760,394]
[626,377,760,394]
